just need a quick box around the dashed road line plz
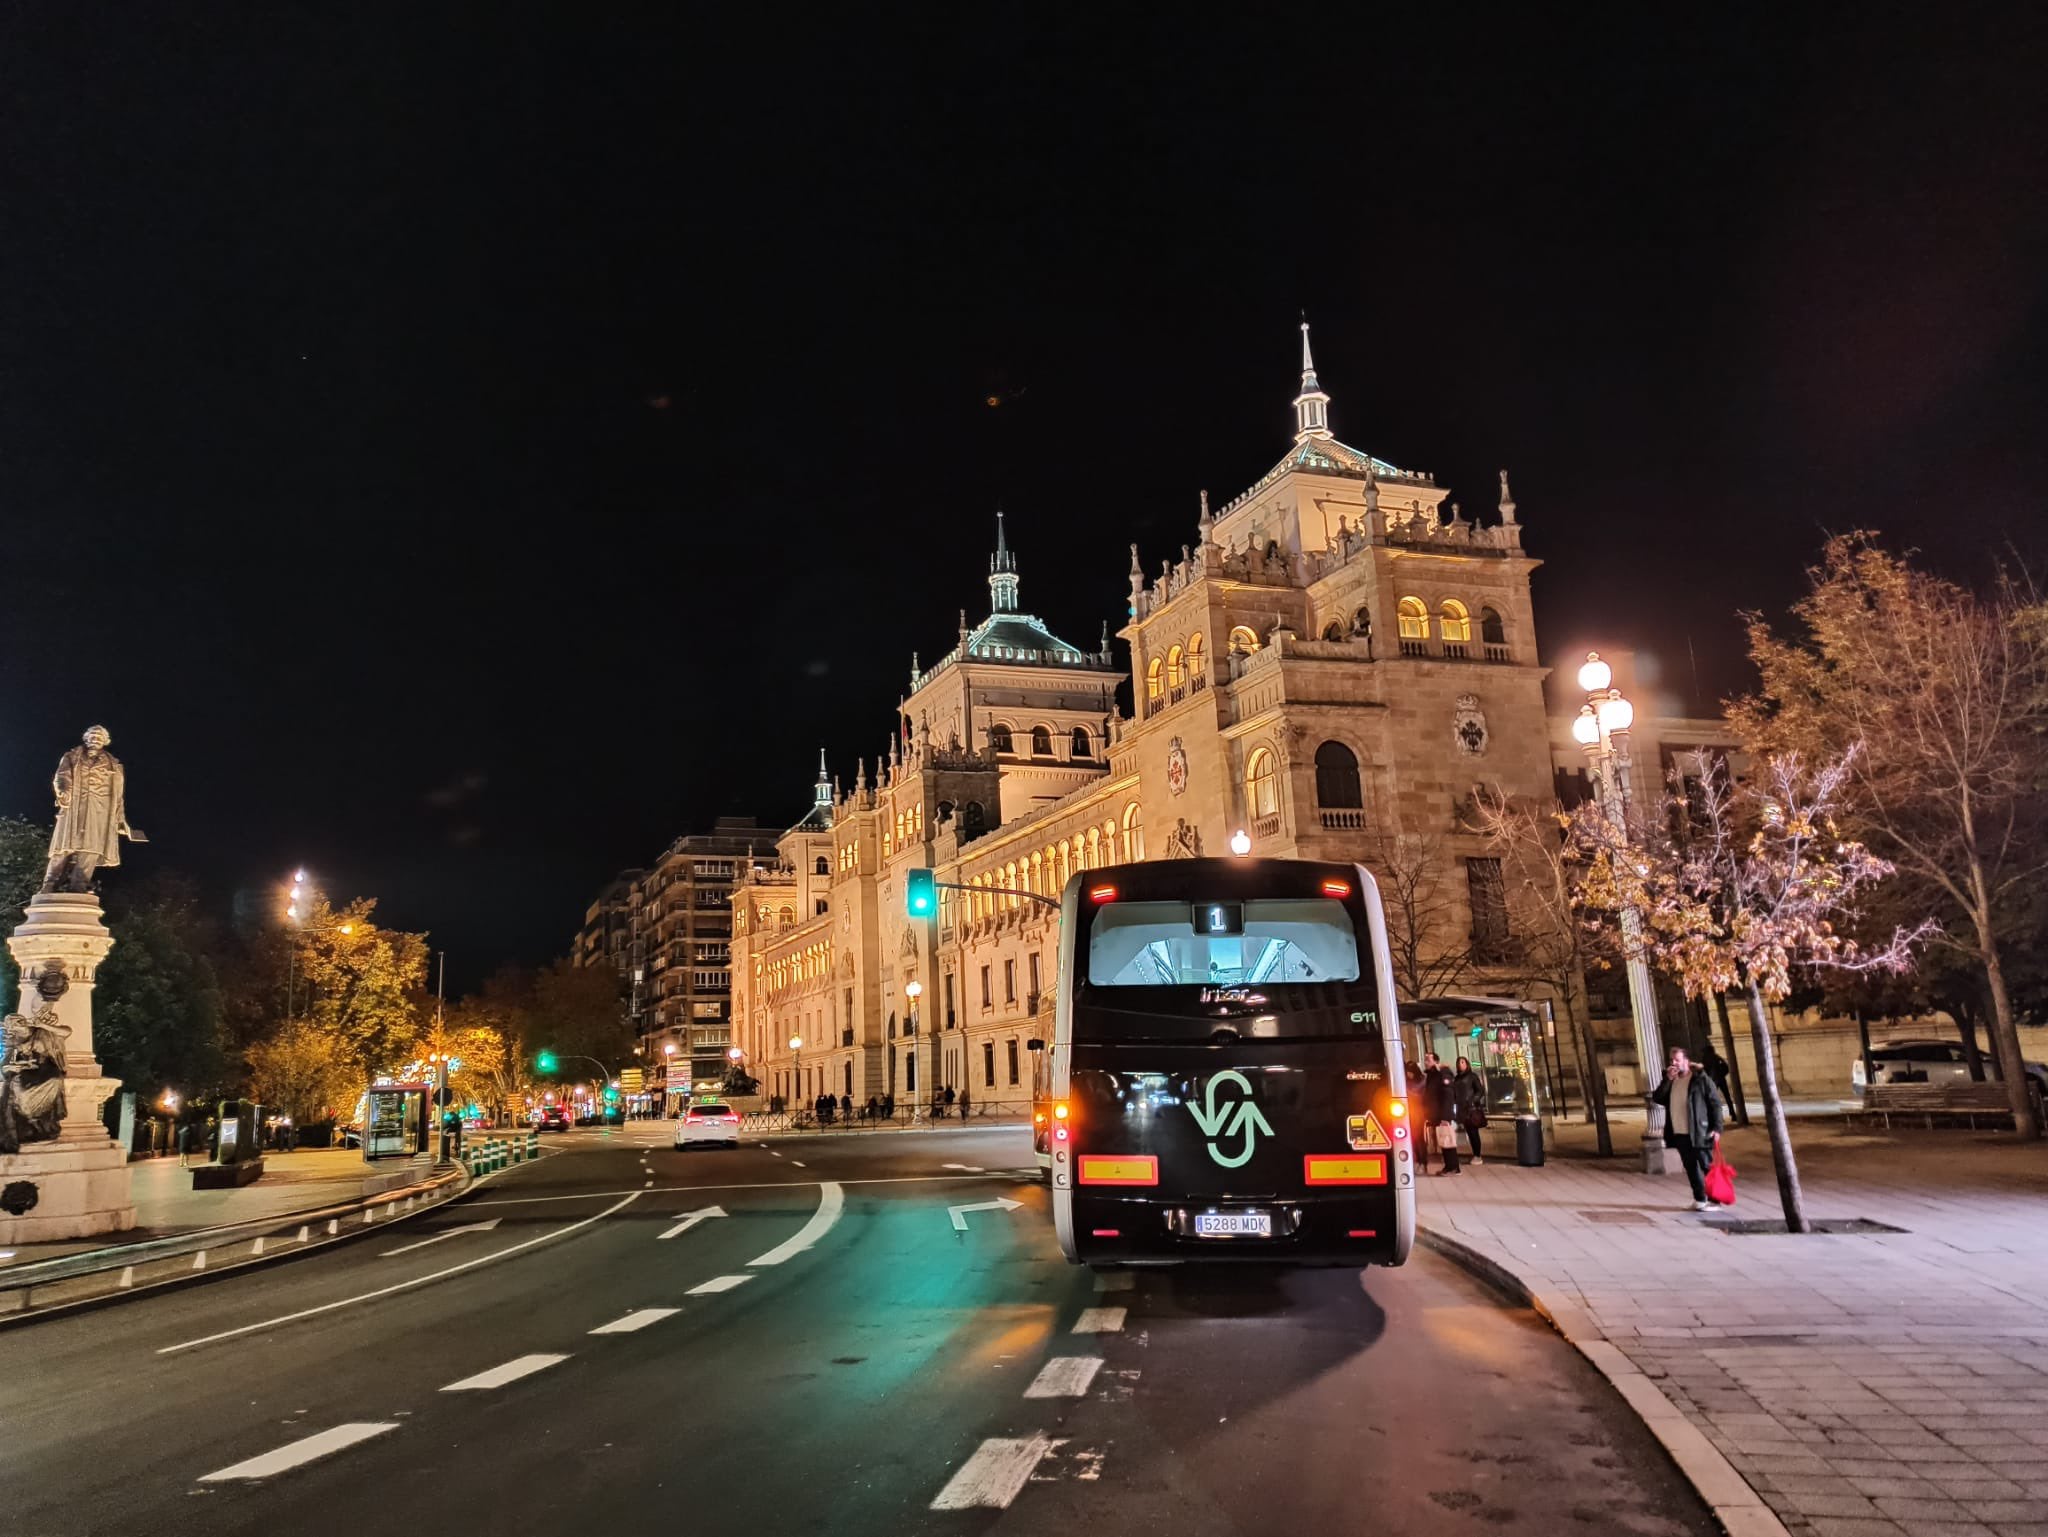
[790,1160,806,1168]
[1023,1357,1104,1398]
[687,1274,753,1295]
[930,1435,1055,1509]
[747,1180,845,1266]
[441,1354,569,1392]
[1072,1307,1126,1333]
[200,1422,400,1482]
[590,1308,679,1334]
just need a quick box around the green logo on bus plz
[1187,1070,1275,1169]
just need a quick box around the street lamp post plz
[789,1035,803,1115]
[904,979,925,1122]
[1572,652,1673,1175]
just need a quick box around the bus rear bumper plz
[1064,1192,1408,1268]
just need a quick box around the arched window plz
[1056,840,1070,887]
[1352,606,1371,638]
[779,906,795,927]
[1122,802,1143,861]
[988,723,1013,755]
[1030,851,1044,892]
[1186,632,1206,680]
[1480,607,1507,645]
[1146,657,1164,701]
[1070,727,1092,760]
[815,856,829,876]
[1246,747,1279,818]
[1396,598,1430,639]
[1439,599,1472,644]
[1323,621,1346,641]
[962,801,986,838]
[1166,645,1184,687]
[1229,625,1260,654]
[1314,741,1363,809]
[1030,725,1053,757]
[1005,861,1018,908]
[1087,827,1102,866]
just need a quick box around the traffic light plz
[536,1050,558,1073]
[603,1082,620,1104]
[905,867,936,918]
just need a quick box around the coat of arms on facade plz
[1165,737,1189,797]
[1453,694,1489,756]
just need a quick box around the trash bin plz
[1515,1114,1544,1167]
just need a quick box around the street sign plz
[620,1068,644,1092]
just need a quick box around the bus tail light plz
[1388,1098,1406,1118]
[1089,884,1117,904]
[1320,878,1351,897]
[1091,1228,1121,1238]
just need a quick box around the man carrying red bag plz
[1651,1047,1729,1213]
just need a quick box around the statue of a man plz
[42,725,141,893]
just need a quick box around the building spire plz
[1292,319,1332,443]
[814,748,832,813]
[988,509,1021,614]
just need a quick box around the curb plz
[0,1163,475,1327]
[1417,1222,1790,1537]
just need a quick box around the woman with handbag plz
[1452,1056,1488,1165]
[1423,1053,1460,1175]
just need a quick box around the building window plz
[1003,958,1016,1004]
[944,973,955,1028]
[1467,857,1510,957]
[980,965,992,1010]
[962,801,986,838]
[1314,740,1363,809]
[1027,951,1041,999]
[988,723,1013,755]
[1228,625,1260,654]
[1397,597,1430,640]
[1323,621,1346,641]
[844,1061,852,1097]
[1480,607,1506,645]
[1122,801,1143,861]
[1166,645,1183,687]
[815,855,829,875]
[815,898,828,916]
[1031,725,1053,757]
[1187,631,1206,680]
[1146,657,1164,702]
[1071,726,1092,760]
[1246,747,1279,818]
[1440,598,1472,650]
[983,1041,996,1088]
[1007,1039,1020,1086]
[1352,605,1371,639]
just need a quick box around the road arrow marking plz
[949,1196,1024,1233]
[381,1219,501,1258]
[658,1206,728,1240]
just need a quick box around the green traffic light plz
[536,1050,558,1073]
[905,867,936,918]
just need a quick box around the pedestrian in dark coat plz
[1651,1047,1728,1210]
[1404,1060,1431,1174]
[1423,1054,1460,1174]
[1453,1057,1488,1164]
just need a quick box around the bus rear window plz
[1086,899,1360,987]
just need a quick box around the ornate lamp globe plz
[1577,652,1612,693]
[1571,706,1601,746]
[1596,693,1635,733]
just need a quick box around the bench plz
[1853,1081,2016,1130]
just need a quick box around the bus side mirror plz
[1027,1039,1045,1053]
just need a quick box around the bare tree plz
[1735,534,2048,1135]
[1363,831,1476,1002]
[1566,747,1931,1231]
[1470,791,1614,1155]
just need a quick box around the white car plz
[674,1101,741,1149]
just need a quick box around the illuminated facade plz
[732,326,1607,1114]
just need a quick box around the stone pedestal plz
[0,892,136,1243]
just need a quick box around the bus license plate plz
[1195,1211,1271,1238]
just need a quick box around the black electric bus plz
[1049,857,1415,1267]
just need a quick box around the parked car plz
[1854,1039,2048,1108]
[537,1105,573,1132]
[675,1100,741,1149]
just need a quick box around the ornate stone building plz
[731,327,1586,1114]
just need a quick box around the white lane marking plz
[930,1435,1055,1509]
[941,1162,986,1172]
[658,1205,728,1239]
[442,1354,568,1392]
[1093,1270,1134,1292]
[790,1160,806,1168]
[688,1274,753,1295]
[770,1151,783,1158]
[158,1192,643,1355]
[948,1196,1024,1232]
[381,1218,501,1257]
[1072,1307,1126,1333]
[747,1181,845,1266]
[200,1422,399,1481]
[1024,1357,1104,1398]
[470,1173,1008,1206]
[590,1308,679,1335]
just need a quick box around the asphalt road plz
[0,1124,1717,1536]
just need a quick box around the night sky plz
[2,10,2043,984]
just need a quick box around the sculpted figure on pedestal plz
[41,725,144,893]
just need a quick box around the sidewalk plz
[1419,1115,2048,1537]
[0,1149,444,1270]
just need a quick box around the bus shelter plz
[361,1082,432,1161]
[1399,996,1553,1128]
